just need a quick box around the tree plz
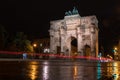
[10,32,33,52]
[0,25,8,50]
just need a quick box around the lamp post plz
[118,40,120,60]
[33,43,37,51]
[114,46,118,60]
[33,43,37,59]
[39,43,42,53]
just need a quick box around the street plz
[0,59,119,80]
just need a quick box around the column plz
[60,35,64,53]
[77,27,83,56]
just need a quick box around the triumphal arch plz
[49,8,99,57]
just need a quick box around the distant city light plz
[44,48,50,53]
[40,43,42,47]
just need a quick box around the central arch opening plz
[71,37,77,56]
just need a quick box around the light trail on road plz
[0,51,113,62]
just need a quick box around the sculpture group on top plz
[65,7,79,16]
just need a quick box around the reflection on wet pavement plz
[0,60,120,80]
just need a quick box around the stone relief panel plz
[54,37,59,42]
[85,35,91,40]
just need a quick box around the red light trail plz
[0,51,113,62]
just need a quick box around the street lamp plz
[114,47,118,54]
[114,46,118,60]
[33,43,37,48]
[33,43,37,59]
[115,47,118,51]
[33,43,37,52]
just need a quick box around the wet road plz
[0,59,119,80]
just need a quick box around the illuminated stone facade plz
[49,14,99,57]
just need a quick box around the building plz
[49,8,99,57]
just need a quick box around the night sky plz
[0,0,120,52]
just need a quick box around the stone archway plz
[49,14,99,57]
